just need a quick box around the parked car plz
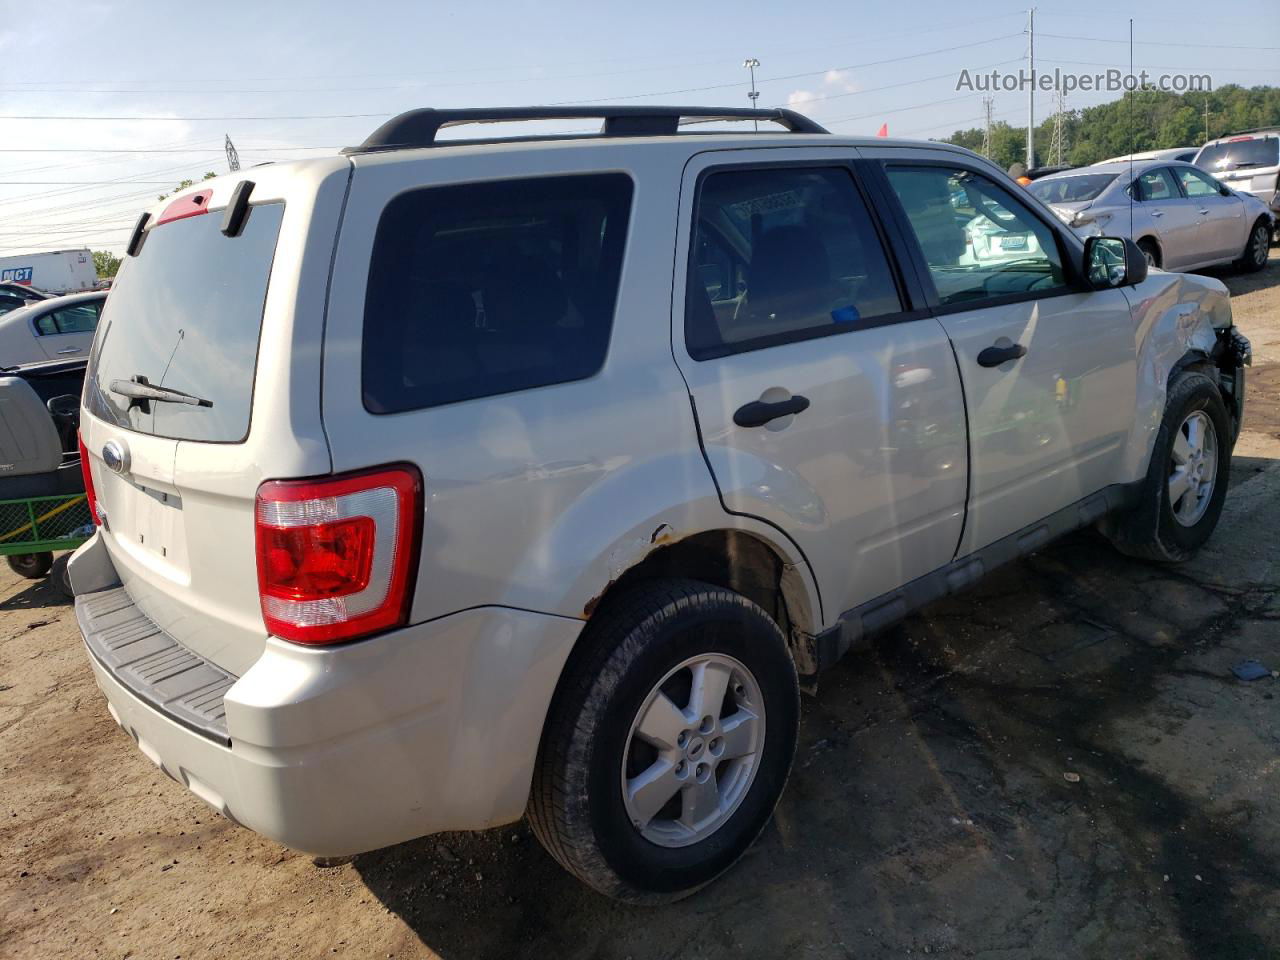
[0,292,106,366]
[1194,129,1280,237]
[72,106,1250,904]
[1100,148,1198,164]
[0,281,54,302]
[1027,159,1273,272]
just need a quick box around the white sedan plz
[0,291,106,366]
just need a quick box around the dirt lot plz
[3,258,1280,960]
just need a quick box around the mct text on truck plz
[0,249,97,296]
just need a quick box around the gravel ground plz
[2,256,1279,960]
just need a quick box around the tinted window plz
[1175,166,1222,198]
[47,303,100,334]
[1196,136,1279,173]
[886,165,1068,306]
[34,311,57,335]
[0,295,27,316]
[1135,168,1179,201]
[686,167,901,358]
[85,203,284,442]
[362,174,633,414]
[1028,174,1116,203]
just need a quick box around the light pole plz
[743,58,760,130]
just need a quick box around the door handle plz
[1150,209,1163,218]
[55,348,80,355]
[976,343,1028,368]
[1198,208,1210,216]
[733,394,810,428]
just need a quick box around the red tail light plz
[255,466,422,645]
[77,432,99,526]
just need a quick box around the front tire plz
[1237,218,1271,273]
[528,579,800,903]
[1107,370,1231,562]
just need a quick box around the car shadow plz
[1192,255,1280,297]
[353,521,1280,959]
[0,574,71,611]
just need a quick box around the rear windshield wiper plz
[110,376,212,409]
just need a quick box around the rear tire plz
[1237,218,1271,273]
[528,579,799,903]
[7,552,53,579]
[1137,238,1160,269]
[1106,371,1230,562]
[51,554,73,598]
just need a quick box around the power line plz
[1037,32,1280,51]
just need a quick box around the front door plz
[876,157,1138,555]
[674,152,969,617]
[1173,165,1246,262]
[34,300,100,360]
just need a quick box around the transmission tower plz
[225,134,241,172]
[1049,90,1068,167]
[981,97,994,158]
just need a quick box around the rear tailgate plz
[80,158,350,676]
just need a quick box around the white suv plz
[72,107,1250,903]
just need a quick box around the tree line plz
[943,84,1280,171]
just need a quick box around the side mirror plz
[1084,236,1148,289]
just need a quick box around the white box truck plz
[0,248,96,295]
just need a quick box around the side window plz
[362,173,633,414]
[48,305,100,334]
[1136,168,1178,202]
[34,311,57,336]
[685,167,902,358]
[0,295,27,316]
[885,165,1068,306]
[1175,167,1221,198]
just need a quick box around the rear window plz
[361,173,633,414]
[1195,137,1280,173]
[1028,173,1117,204]
[85,203,284,442]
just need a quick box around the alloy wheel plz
[1168,409,1218,527]
[621,653,765,848]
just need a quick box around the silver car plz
[70,106,1251,903]
[1028,159,1274,273]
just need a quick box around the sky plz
[0,0,1276,258]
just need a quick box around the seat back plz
[0,376,64,477]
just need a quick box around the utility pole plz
[743,59,761,131]
[225,134,241,172]
[1026,7,1036,169]
[1204,98,1211,141]
[981,96,994,158]
[1049,90,1067,166]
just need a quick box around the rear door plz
[1134,167,1199,269]
[673,150,968,617]
[80,160,350,676]
[872,153,1137,556]
[33,299,100,360]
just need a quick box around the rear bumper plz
[77,568,582,857]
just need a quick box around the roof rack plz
[1221,127,1280,138]
[344,106,828,153]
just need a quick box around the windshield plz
[85,202,284,442]
[1196,137,1280,172]
[1028,174,1117,204]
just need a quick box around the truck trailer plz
[0,249,96,296]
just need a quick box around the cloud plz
[786,69,861,119]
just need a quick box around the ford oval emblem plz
[102,439,129,475]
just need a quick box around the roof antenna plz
[1128,18,1135,242]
